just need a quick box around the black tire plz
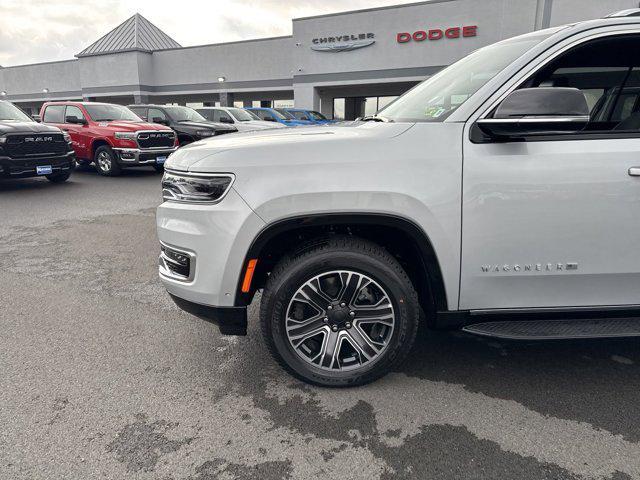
[260,235,420,387]
[94,145,122,177]
[153,164,165,173]
[46,170,71,183]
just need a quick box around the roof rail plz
[605,8,640,18]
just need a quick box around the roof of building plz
[77,13,181,57]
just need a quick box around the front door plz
[63,105,90,159]
[460,33,640,310]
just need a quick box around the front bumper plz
[169,294,247,335]
[113,146,178,166]
[156,187,265,325]
[0,150,75,178]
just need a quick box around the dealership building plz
[1,0,638,120]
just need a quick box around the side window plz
[199,110,213,121]
[130,107,147,120]
[522,34,640,133]
[43,105,65,123]
[218,112,233,123]
[65,105,85,123]
[148,108,167,123]
[291,111,307,120]
[211,110,222,122]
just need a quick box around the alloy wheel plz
[97,151,112,172]
[285,270,395,371]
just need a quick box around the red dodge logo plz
[397,25,477,43]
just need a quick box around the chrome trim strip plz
[470,304,640,315]
[478,116,590,124]
[158,241,196,283]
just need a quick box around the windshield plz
[275,109,295,120]
[164,106,207,122]
[0,101,33,122]
[378,29,559,122]
[84,104,141,122]
[228,108,258,122]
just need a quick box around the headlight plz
[196,130,215,137]
[162,171,234,204]
[114,131,137,140]
[0,136,6,144]
[62,131,71,143]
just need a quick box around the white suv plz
[158,11,640,386]
[196,107,286,132]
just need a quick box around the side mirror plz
[32,115,42,123]
[264,116,276,122]
[66,115,87,125]
[219,116,233,124]
[152,117,168,125]
[477,87,589,139]
[301,116,309,121]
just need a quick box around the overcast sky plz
[0,0,419,66]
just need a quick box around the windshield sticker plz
[425,106,446,118]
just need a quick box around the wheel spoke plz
[319,331,341,369]
[296,284,331,312]
[338,272,363,306]
[343,326,380,361]
[353,304,394,325]
[288,320,327,347]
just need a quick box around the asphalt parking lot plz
[1,167,640,480]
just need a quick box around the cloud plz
[0,0,416,66]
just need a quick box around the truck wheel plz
[46,170,71,183]
[260,236,419,387]
[94,145,122,176]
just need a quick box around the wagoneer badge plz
[481,262,579,273]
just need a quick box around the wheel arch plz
[235,213,448,318]
[90,138,113,159]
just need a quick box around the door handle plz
[628,167,640,176]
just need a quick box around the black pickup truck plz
[128,104,236,146]
[0,101,75,183]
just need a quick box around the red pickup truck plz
[40,101,177,176]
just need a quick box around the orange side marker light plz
[241,259,258,293]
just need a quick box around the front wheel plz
[94,145,121,176]
[260,236,419,387]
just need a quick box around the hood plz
[282,119,313,125]
[0,121,62,135]
[99,120,173,132]
[236,121,286,130]
[174,120,236,131]
[166,122,414,172]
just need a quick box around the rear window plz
[43,105,65,123]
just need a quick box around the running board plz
[462,318,640,340]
